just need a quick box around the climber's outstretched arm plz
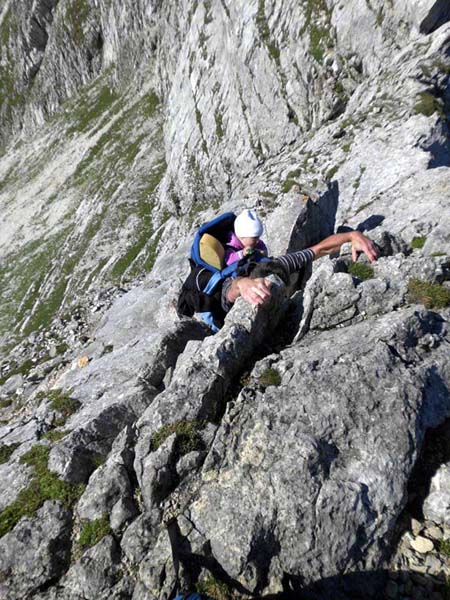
[225,231,378,307]
[309,231,378,263]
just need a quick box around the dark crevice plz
[166,519,253,598]
[419,0,450,34]
[24,0,60,83]
[407,418,450,520]
[423,74,450,168]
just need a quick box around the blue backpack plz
[177,212,266,332]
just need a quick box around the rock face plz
[0,501,72,599]
[0,1,450,599]
[187,308,450,597]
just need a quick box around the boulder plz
[187,308,450,596]
[0,501,72,599]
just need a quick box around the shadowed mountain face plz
[0,2,450,599]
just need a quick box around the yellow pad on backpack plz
[199,233,225,270]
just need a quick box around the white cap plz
[234,209,263,238]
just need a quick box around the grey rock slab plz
[77,457,134,521]
[176,450,205,480]
[77,425,136,521]
[121,510,162,565]
[47,312,209,484]
[134,276,287,501]
[264,194,310,256]
[423,463,450,527]
[110,496,139,533]
[410,536,434,553]
[0,374,24,397]
[0,458,32,512]
[136,527,176,600]
[48,399,140,484]
[62,535,122,599]
[423,525,444,541]
[188,308,450,594]
[296,251,448,342]
[140,433,178,510]
[0,501,72,599]
[309,271,361,330]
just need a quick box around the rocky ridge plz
[1,0,450,599]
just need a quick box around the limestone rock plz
[423,463,450,527]
[77,426,136,521]
[134,275,287,503]
[0,1,450,599]
[0,501,72,599]
[62,535,122,598]
[410,536,435,554]
[188,308,450,595]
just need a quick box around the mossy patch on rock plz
[408,279,450,310]
[0,443,20,465]
[78,514,111,550]
[256,0,281,63]
[281,169,302,193]
[348,263,374,281]
[43,430,69,442]
[215,110,224,140]
[48,389,80,425]
[259,367,282,387]
[299,0,333,64]
[0,358,34,386]
[414,92,444,118]
[438,539,450,557]
[64,0,92,45]
[196,574,233,600]
[411,236,427,249]
[0,445,85,538]
[150,420,204,457]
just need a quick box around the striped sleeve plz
[274,248,315,275]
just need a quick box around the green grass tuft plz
[0,443,20,465]
[439,539,450,557]
[347,263,374,281]
[299,0,333,64]
[408,279,450,310]
[64,0,91,44]
[414,92,444,118]
[196,574,233,600]
[215,111,224,140]
[150,420,204,457]
[281,179,300,193]
[281,169,302,193]
[78,514,111,550]
[309,23,328,63]
[0,358,34,386]
[326,165,339,181]
[256,0,281,63]
[42,430,69,442]
[411,236,427,249]
[0,445,85,538]
[259,368,282,387]
[47,389,80,424]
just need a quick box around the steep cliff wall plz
[0,1,450,599]
[1,0,449,344]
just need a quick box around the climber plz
[222,229,378,311]
[177,209,378,331]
